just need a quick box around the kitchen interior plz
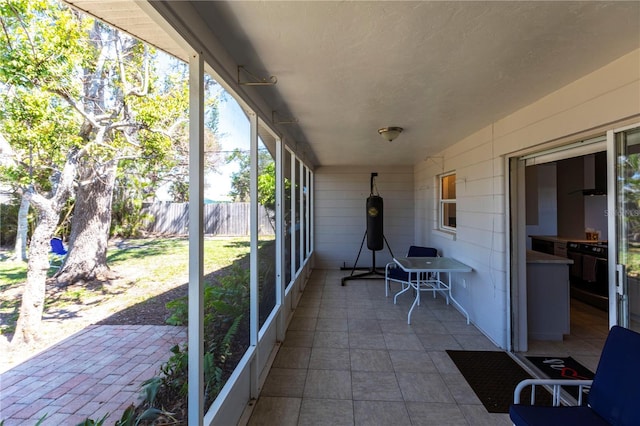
[524,150,610,364]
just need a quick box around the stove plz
[567,242,607,258]
[567,241,608,310]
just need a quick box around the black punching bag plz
[366,195,384,251]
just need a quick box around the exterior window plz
[439,172,456,231]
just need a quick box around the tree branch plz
[50,88,100,128]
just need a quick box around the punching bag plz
[366,195,384,251]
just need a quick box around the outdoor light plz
[378,126,403,142]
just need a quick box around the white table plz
[392,257,472,324]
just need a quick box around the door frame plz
[607,122,640,329]
[507,134,608,352]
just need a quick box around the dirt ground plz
[0,261,188,374]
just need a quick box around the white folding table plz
[392,256,472,324]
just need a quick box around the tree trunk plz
[12,195,30,262]
[12,152,78,346]
[55,160,117,284]
[12,196,59,345]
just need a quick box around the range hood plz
[581,152,607,196]
[582,187,606,196]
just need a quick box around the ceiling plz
[64,1,640,167]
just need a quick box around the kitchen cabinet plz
[531,236,568,257]
[527,250,573,341]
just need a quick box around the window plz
[439,172,456,231]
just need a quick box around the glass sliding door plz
[612,125,640,332]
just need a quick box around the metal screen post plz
[187,52,204,426]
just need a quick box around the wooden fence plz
[142,202,275,236]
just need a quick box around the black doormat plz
[447,350,551,413]
[526,356,594,402]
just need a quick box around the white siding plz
[315,166,414,269]
[415,49,640,348]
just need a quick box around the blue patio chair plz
[510,325,640,426]
[385,245,438,297]
[50,237,67,268]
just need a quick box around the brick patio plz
[0,325,186,425]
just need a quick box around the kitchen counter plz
[529,235,607,245]
[527,250,573,264]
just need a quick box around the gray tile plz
[375,308,406,321]
[353,400,412,426]
[298,398,354,426]
[416,333,462,351]
[410,321,450,335]
[289,316,318,331]
[383,333,424,351]
[350,349,393,372]
[247,396,301,426]
[297,296,321,308]
[379,320,415,334]
[440,372,481,405]
[459,404,512,425]
[349,332,387,350]
[405,402,468,425]
[443,320,480,335]
[313,331,349,348]
[454,333,499,351]
[429,350,462,374]
[389,350,437,373]
[304,369,352,399]
[347,308,377,319]
[273,347,311,369]
[261,368,307,397]
[432,309,467,322]
[351,371,403,401]
[293,306,320,318]
[396,372,455,403]
[283,330,315,348]
[348,318,382,333]
[316,317,349,331]
[320,297,348,309]
[309,347,351,370]
[317,307,349,320]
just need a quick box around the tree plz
[226,147,275,204]
[0,0,222,343]
[226,148,251,202]
[226,146,277,231]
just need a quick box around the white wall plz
[415,49,640,348]
[314,166,414,269]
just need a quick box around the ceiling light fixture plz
[378,126,403,142]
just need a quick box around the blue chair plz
[385,245,438,297]
[510,326,640,425]
[50,237,67,268]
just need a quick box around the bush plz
[143,265,251,421]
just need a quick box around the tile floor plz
[0,325,186,425]
[522,297,608,373]
[247,269,609,425]
[0,269,607,426]
[247,269,515,425]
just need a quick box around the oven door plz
[567,251,583,282]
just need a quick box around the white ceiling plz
[64,1,640,167]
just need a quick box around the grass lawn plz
[0,236,251,336]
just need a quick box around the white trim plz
[438,171,457,233]
[187,51,205,426]
[249,112,259,399]
[275,137,286,342]
[521,136,606,165]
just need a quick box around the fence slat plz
[142,202,274,236]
